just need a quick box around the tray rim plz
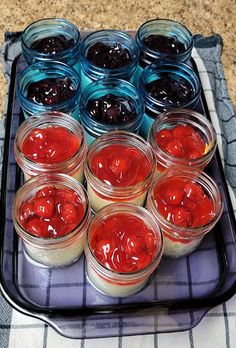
[1,50,236,337]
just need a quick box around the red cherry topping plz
[19,185,84,238]
[90,213,158,273]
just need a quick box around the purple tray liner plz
[1,53,236,339]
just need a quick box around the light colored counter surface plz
[0,0,235,112]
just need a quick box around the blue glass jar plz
[139,60,201,138]
[17,61,81,120]
[134,19,193,85]
[80,78,144,144]
[79,30,139,89]
[21,18,81,71]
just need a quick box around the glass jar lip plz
[21,17,81,57]
[86,202,163,277]
[84,130,155,196]
[148,108,217,166]
[80,77,144,133]
[14,111,87,174]
[17,61,81,113]
[12,173,90,243]
[139,60,201,109]
[80,29,139,76]
[147,167,223,236]
[136,18,193,58]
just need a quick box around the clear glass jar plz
[21,18,81,71]
[80,78,144,144]
[146,168,223,258]
[84,203,163,297]
[79,30,139,89]
[84,131,155,212]
[139,60,201,138]
[148,108,217,173]
[16,61,81,119]
[14,111,87,182]
[134,19,193,83]
[12,173,91,267]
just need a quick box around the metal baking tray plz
[1,46,236,339]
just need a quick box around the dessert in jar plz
[84,203,163,297]
[80,77,144,144]
[134,19,193,84]
[139,60,201,138]
[17,61,81,119]
[21,18,81,71]
[146,168,223,258]
[148,108,217,173]
[14,111,87,182]
[12,173,91,267]
[79,30,139,89]
[84,131,155,212]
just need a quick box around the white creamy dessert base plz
[87,263,148,297]
[23,233,85,267]
[87,183,148,212]
[163,234,203,258]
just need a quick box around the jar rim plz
[147,167,223,237]
[85,203,163,278]
[84,130,156,197]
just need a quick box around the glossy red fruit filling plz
[31,35,75,54]
[86,42,131,69]
[145,76,194,106]
[19,186,84,238]
[90,144,152,187]
[27,77,76,105]
[90,213,158,272]
[86,93,137,125]
[21,126,81,164]
[155,124,206,160]
[143,34,185,54]
[154,177,215,229]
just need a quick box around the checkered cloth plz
[0,33,236,348]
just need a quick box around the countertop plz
[0,0,235,114]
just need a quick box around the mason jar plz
[134,18,193,84]
[84,131,155,212]
[14,111,87,182]
[12,173,91,267]
[79,30,139,89]
[17,61,81,119]
[21,18,81,71]
[148,108,217,173]
[80,78,144,144]
[146,168,223,258]
[139,60,201,138]
[84,203,163,297]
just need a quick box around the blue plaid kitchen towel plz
[0,33,236,348]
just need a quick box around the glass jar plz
[148,108,217,173]
[139,60,201,138]
[146,168,223,258]
[14,111,87,182]
[134,18,193,83]
[79,30,139,89]
[84,131,155,212]
[12,173,91,267]
[17,61,81,120]
[21,18,81,71]
[84,203,163,297]
[80,78,144,144]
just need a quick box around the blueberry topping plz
[86,42,131,69]
[27,77,76,105]
[86,94,137,124]
[31,35,75,54]
[145,76,194,105]
[143,34,185,55]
